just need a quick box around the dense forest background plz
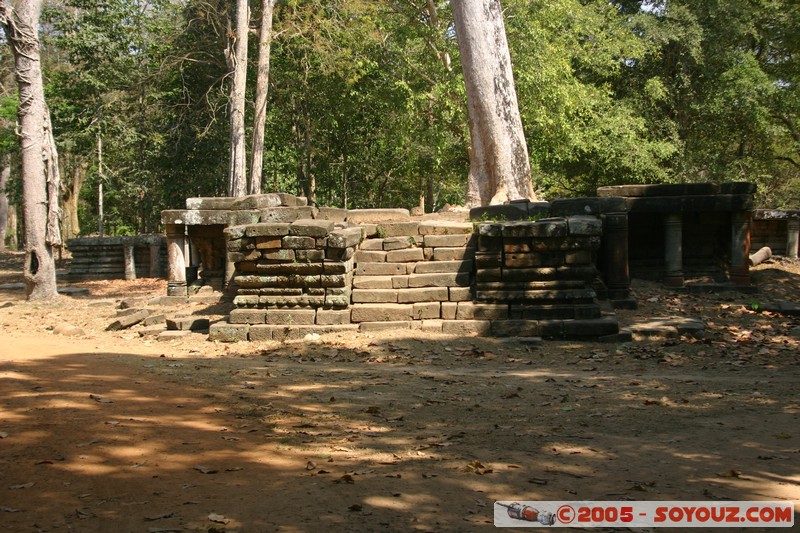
[1,0,798,238]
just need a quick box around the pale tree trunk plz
[1,0,62,300]
[97,135,104,236]
[226,0,249,197]
[450,0,535,207]
[249,0,276,195]
[0,160,9,250]
[7,202,17,250]
[61,154,86,241]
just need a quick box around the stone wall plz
[752,210,800,259]
[66,235,166,281]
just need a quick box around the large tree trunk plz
[1,0,61,300]
[0,160,9,251]
[450,0,535,207]
[226,0,249,197]
[249,0,276,195]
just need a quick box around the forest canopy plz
[1,0,798,237]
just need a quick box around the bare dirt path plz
[1,251,799,532]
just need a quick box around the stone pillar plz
[730,211,751,285]
[123,240,136,280]
[787,219,799,260]
[149,242,161,277]
[663,213,683,287]
[166,223,187,296]
[602,212,630,300]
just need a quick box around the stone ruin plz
[63,180,797,341]
[65,234,166,281]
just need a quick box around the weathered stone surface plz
[266,309,317,325]
[316,309,352,325]
[359,239,384,250]
[350,303,413,322]
[166,317,210,331]
[259,295,326,307]
[185,196,238,210]
[490,320,540,337]
[558,317,619,338]
[228,210,261,226]
[228,250,261,263]
[277,193,307,206]
[290,219,335,237]
[282,236,316,249]
[320,273,352,288]
[441,302,458,320]
[262,249,296,261]
[423,234,471,247]
[355,250,387,263]
[143,314,166,326]
[377,221,420,237]
[392,275,409,288]
[413,302,440,319]
[407,272,470,288]
[353,275,394,289]
[327,227,363,248]
[475,268,502,281]
[232,193,283,210]
[432,247,475,261]
[760,301,800,316]
[417,221,473,235]
[352,289,398,303]
[53,324,86,337]
[505,252,564,268]
[628,316,705,339]
[356,263,408,276]
[259,206,318,222]
[255,237,283,250]
[469,203,530,222]
[346,208,411,223]
[223,225,247,240]
[234,295,260,307]
[381,236,414,251]
[106,310,150,331]
[476,223,504,237]
[245,223,291,237]
[449,287,472,302]
[421,319,444,333]
[323,259,355,274]
[209,323,249,342]
[248,324,275,341]
[316,207,349,221]
[413,260,472,274]
[359,321,413,332]
[137,324,166,337]
[326,247,355,262]
[441,320,491,336]
[567,215,603,236]
[455,302,508,320]
[161,209,233,226]
[229,309,267,324]
[474,253,502,268]
[502,219,568,238]
[295,249,325,263]
[396,287,448,303]
[256,262,323,276]
[386,248,425,262]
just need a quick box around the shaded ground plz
[0,250,799,532]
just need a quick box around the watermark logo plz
[494,501,795,528]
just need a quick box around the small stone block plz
[382,236,415,251]
[316,207,349,222]
[248,324,275,341]
[229,309,267,324]
[166,317,210,331]
[376,221,420,237]
[449,287,472,302]
[455,302,508,320]
[359,321,413,332]
[355,250,387,263]
[441,320,491,336]
[266,309,317,325]
[490,320,540,337]
[423,234,471,247]
[255,237,283,250]
[157,330,191,341]
[417,221,474,235]
[391,275,409,288]
[350,303,413,322]
[209,323,249,342]
[421,319,444,333]
[432,247,475,261]
[359,239,384,250]
[259,206,318,222]
[353,276,394,289]
[352,289,399,303]
[327,227,363,248]
[290,219,335,237]
[346,208,411,223]
[316,309,352,325]
[413,260,472,274]
[441,302,458,320]
[567,215,603,236]
[356,263,408,276]
[282,236,316,249]
[413,302,440,319]
[386,248,425,262]
[408,272,470,287]
[245,223,291,237]
[397,287,449,303]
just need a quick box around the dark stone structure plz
[752,209,800,259]
[66,235,166,281]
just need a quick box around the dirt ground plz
[0,250,798,532]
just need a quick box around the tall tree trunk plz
[1,0,61,300]
[7,201,17,250]
[61,156,86,241]
[450,0,535,207]
[97,135,104,236]
[249,0,276,195]
[226,0,249,197]
[0,160,9,251]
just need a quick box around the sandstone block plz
[449,287,473,302]
[421,319,443,333]
[382,236,415,251]
[157,330,192,341]
[359,321,413,332]
[350,303,413,322]
[413,302,440,319]
[391,275,409,288]
[359,239,384,251]
[408,272,470,287]
[316,207,349,221]
[232,193,283,210]
[356,263,407,276]
[256,263,323,275]
[432,247,475,261]
[323,258,355,274]
[326,247,355,261]
[290,219,335,237]
[327,227,363,248]
[353,275,394,289]
[282,236,316,249]
[441,320,490,336]
[455,302,508,320]
[441,302,457,320]
[386,247,425,262]
[413,260,472,274]
[397,287,448,303]
[346,208,410,223]
[355,250,387,263]
[295,249,325,262]
[223,225,247,240]
[255,237,283,250]
[259,206,317,222]
[376,221,420,237]
[266,309,317,325]
[423,234,471,247]
[106,310,150,331]
[316,309,352,325]
[417,221,473,235]
[209,323,249,342]
[166,317,210,331]
[229,309,267,324]
[475,268,502,281]
[567,215,603,236]
[248,324,275,341]
[352,289,398,303]
[245,223,291,237]
[491,320,540,337]
[502,220,567,238]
